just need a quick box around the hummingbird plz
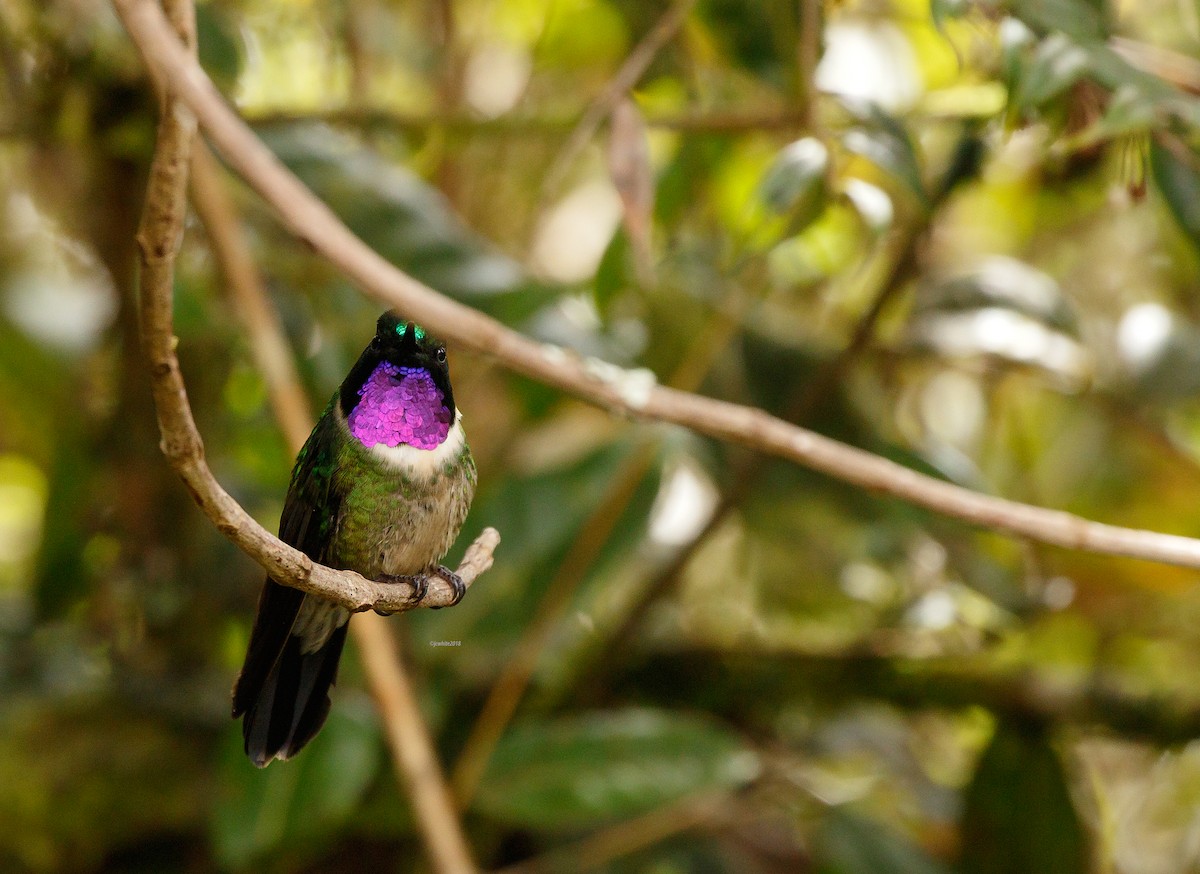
[233,312,477,767]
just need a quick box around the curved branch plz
[122,0,496,618]
[113,0,1200,572]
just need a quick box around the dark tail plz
[232,580,350,767]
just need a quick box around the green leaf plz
[817,808,952,874]
[1151,138,1200,254]
[1005,32,1200,130]
[759,137,830,230]
[932,0,969,30]
[475,709,759,830]
[593,228,632,319]
[1011,33,1091,112]
[839,102,927,207]
[959,722,1088,874]
[196,4,243,93]
[210,698,382,868]
[1006,0,1107,43]
[912,257,1078,335]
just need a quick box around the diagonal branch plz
[113,0,1200,574]
[539,0,697,200]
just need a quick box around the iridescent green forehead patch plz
[398,322,427,342]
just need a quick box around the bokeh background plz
[6,0,1200,871]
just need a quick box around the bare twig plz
[114,0,1200,573]
[540,0,696,200]
[450,442,658,806]
[623,647,1200,745]
[494,791,729,874]
[354,615,478,874]
[451,294,755,805]
[190,145,480,874]
[189,143,312,449]
[244,106,810,135]
[1111,36,1200,96]
[552,143,979,709]
[796,0,821,129]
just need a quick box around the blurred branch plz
[189,143,479,874]
[624,648,1200,745]
[115,0,1200,574]
[540,0,697,200]
[561,151,967,707]
[354,613,479,874]
[0,4,25,114]
[246,106,810,135]
[796,0,821,130]
[450,442,657,806]
[1111,37,1200,95]
[188,143,312,449]
[495,791,731,874]
[451,298,755,805]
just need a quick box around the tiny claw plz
[377,572,428,608]
[429,565,465,608]
[408,573,429,606]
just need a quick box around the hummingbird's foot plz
[430,565,466,609]
[375,572,429,611]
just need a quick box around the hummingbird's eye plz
[436,347,447,363]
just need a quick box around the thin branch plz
[555,146,974,709]
[189,145,479,874]
[355,614,478,874]
[121,0,497,610]
[624,648,1200,745]
[1111,36,1200,96]
[539,0,697,200]
[189,143,312,449]
[494,791,730,874]
[0,4,26,115]
[113,0,1200,574]
[450,441,659,806]
[451,294,754,805]
[796,0,821,130]
[245,106,810,135]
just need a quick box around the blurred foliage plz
[9,0,1200,871]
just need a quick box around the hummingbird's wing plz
[233,408,351,765]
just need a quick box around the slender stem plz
[450,441,658,805]
[494,792,729,874]
[355,614,479,874]
[451,293,755,804]
[558,165,954,707]
[189,144,312,449]
[245,106,810,135]
[796,0,821,130]
[539,0,697,201]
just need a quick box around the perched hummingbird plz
[233,312,476,767]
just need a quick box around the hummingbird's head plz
[372,311,449,375]
[339,313,458,448]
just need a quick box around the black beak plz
[401,322,417,347]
